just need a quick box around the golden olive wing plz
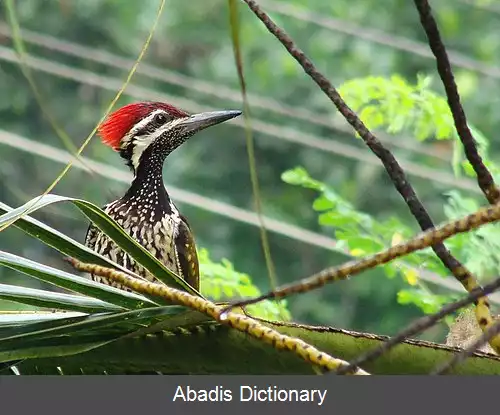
[175,215,200,291]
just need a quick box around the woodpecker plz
[84,101,241,292]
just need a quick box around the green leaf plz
[0,332,121,363]
[0,195,203,298]
[383,264,398,279]
[0,283,123,313]
[0,306,188,350]
[0,308,203,369]
[0,250,156,310]
[0,201,139,277]
[318,211,354,227]
[198,249,291,321]
[348,236,383,253]
[397,288,453,315]
[0,306,212,364]
[0,312,86,327]
[0,313,91,342]
[0,307,209,343]
[281,167,323,190]
[337,75,489,146]
[312,195,335,211]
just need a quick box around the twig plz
[432,319,500,375]
[337,276,500,374]
[66,258,369,375]
[226,201,500,308]
[227,0,279,295]
[413,0,500,205]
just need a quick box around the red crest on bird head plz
[97,102,189,150]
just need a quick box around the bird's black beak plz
[178,110,242,135]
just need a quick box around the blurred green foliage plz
[282,73,500,319]
[199,248,291,321]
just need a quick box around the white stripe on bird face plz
[121,109,165,147]
[130,134,156,171]
[123,110,188,172]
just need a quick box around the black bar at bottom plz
[0,375,495,415]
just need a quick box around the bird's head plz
[98,101,241,173]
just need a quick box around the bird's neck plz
[122,160,173,215]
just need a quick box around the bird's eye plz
[153,113,168,125]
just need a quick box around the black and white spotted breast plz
[84,199,182,290]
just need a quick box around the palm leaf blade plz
[0,201,140,277]
[0,312,86,327]
[0,195,203,297]
[0,306,187,347]
[0,250,156,310]
[0,283,123,313]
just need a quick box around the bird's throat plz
[123,158,172,216]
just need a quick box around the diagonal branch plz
[228,201,500,307]
[413,0,500,205]
[338,276,500,374]
[66,258,369,375]
[227,0,279,295]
